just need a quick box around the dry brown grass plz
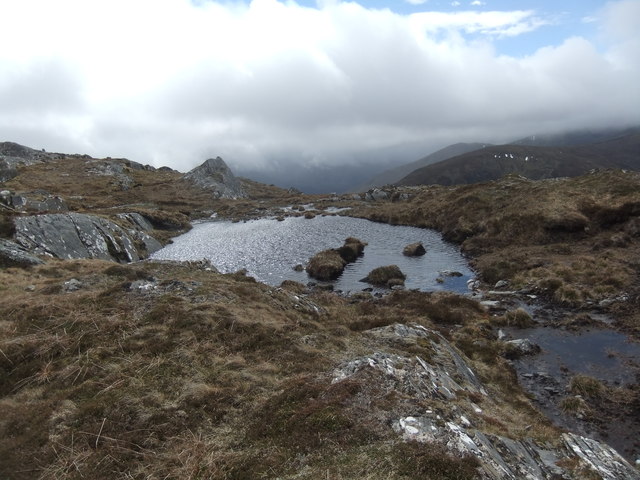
[0,258,565,478]
[351,170,640,337]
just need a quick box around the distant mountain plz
[397,132,640,187]
[512,126,640,147]
[353,142,488,192]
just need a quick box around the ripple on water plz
[151,216,474,293]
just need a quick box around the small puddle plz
[509,327,640,385]
[504,316,640,462]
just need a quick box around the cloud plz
[0,0,638,191]
[470,1,485,6]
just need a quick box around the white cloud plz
[0,0,638,190]
[470,1,486,6]
[406,0,429,4]
[451,1,461,6]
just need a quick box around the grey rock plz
[495,280,509,289]
[504,338,541,357]
[364,188,388,201]
[0,142,58,181]
[63,278,82,292]
[14,213,160,263]
[0,159,18,182]
[331,323,638,480]
[117,213,154,232]
[183,157,247,199]
[0,238,44,267]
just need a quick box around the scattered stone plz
[402,242,426,257]
[361,265,406,287]
[293,264,304,272]
[63,278,83,292]
[303,212,315,219]
[25,285,36,292]
[494,280,509,289]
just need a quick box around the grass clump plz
[568,375,604,398]
[361,265,406,287]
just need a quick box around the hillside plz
[2,142,640,478]
[355,143,489,192]
[397,132,640,187]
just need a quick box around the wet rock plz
[0,238,44,267]
[360,265,406,287]
[441,270,464,277]
[14,213,159,263]
[503,338,541,359]
[293,264,304,272]
[182,157,247,199]
[303,211,315,219]
[402,241,426,257]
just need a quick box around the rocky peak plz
[0,142,59,182]
[182,156,246,199]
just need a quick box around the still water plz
[151,215,473,293]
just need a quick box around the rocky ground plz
[1,144,639,478]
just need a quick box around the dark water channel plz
[151,215,473,293]
[505,307,640,463]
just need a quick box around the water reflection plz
[151,216,473,293]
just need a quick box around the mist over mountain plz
[397,130,640,187]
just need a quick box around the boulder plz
[402,242,426,257]
[182,157,247,199]
[0,238,44,268]
[14,213,161,263]
[361,265,406,287]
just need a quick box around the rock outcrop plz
[0,238,45,267]
[332,323,639,480]
[14,213,161,263]
[183,157,247,199]
[0,142,58,181]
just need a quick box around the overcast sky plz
[1,0,639,190]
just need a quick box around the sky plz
[1,0,639,191]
